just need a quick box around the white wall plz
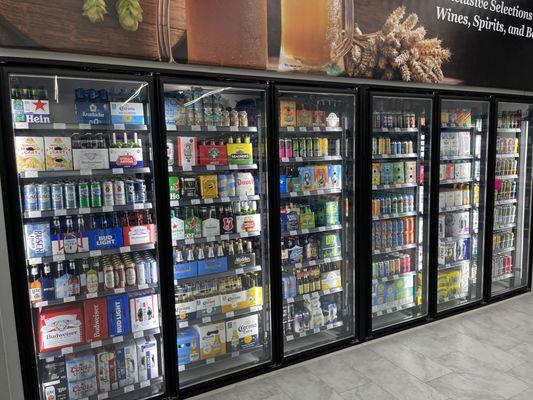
[0,176,24,400]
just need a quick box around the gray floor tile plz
[340,383,399,400]
[270,366,344,400]
[304,355,371,393]
[507,360,533,386]
[428,373,506,400]
[509,388,533,400]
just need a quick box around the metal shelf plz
[280,126,343,133]
[24,202,153,219]
[169,164,258,173]
[170,196,260,207]
[438,259,469,271]
[280,188,342,198]
[280,156,343,163]
[372,153,418,160]
[166,125,257,133]
[372,300,417,317]
[372,270,416,284]
[33,283,158,308]
[19,167,151,179]
[174,265,262,285]
[496,153,519,159]
[440,178,472,184]
[286,321,344,342]
[493,246,515,255]
[437,293,467,304]
[372,211,417,221]
[283,255,343,271]
[178,345,263,372]
[172,231,261,246]
[441,126,475,131]
[38,327,161,360]
[440,155,473,160]
[495,174,518,180]
[281,224,342,238]
[372,128,419,133]
[439,205,472,213]
[283,286,343,305]
[497,128,521,133]
[176,305,263,328]
[13,122,148,131]
[493,273,515,282]
[372,243,417,255]
[91,376,163,400]
[493,223,517,232]
[372,183,418,190]
[27,243,156,265]
[495,199,517,205]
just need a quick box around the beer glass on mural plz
[185,0,268,69]
[279,0,343,72]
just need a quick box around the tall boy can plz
[102,181,114,206]
[23,184,38,212]
[64,183,77,209]
[124,180,136,205]
[51,183,64,210]
[113,180,126,205]
[135,179,147,203]
[37,183,51,211]
[78,181,90,208]
[90,181,102,208]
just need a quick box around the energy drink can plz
[64,183,77,209]
[90,180,102,208]
[284,138,293,158]
[78,181,90,208]
[23,184,38,212]
[298,137,306,158]
[37,183,51,211]
[306,137,313,157]
[113,180,126,206]
[279,138,286,158]
[124,180,136,205]
[313,138,321,157]
[50,183,64,210]
[102,181,114,206]
[135,179,147,203]
[292,138,299,158]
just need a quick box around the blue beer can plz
[124,180,136,205]
[37,183,51,211]
[23,184,38,212]
[135,179,147,203]
[64,183,77,209]
[50,183,64,210]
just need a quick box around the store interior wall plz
[0,177,24,400]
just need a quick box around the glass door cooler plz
[491,102,533,295]
[275,88,355,356]
[370,95,432,331]
[161,83,271,388]
[7,73,165,399]
[437,99,489,312]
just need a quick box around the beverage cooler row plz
[2,71,532,400]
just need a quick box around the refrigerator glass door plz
[277,90,355,356]
[162,84,271,388]
[437,99,489,312]
[370,96,432,331]
[9,73,165,399]
[491,102,533,294]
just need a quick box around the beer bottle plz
[236,239,244,255]
[104,261,115,290]
[54,262,68,299]
[41,263,55,301]
[207,244,215,259]
[216,241,224,257]
[86,258,100,294]
[114,258,126,289]
[67,260,80,296]
[125,260,136,287]
[28,265,42,303]
[79,259,89,295]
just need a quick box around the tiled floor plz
[191,292,533,400]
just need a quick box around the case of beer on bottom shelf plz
[136,335,160,381]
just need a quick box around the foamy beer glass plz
[279,0,343,71]
[185,0,268,69]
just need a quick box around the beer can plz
[64,183,77,209]
[292,138,299,158]
[135,179,147,203]
[306,137,313,157]
[37,183,51,211]
[23,184,38,212]
[113,180,126,206]
[298,137,306,158]
[90,180,102,208]
[102,181,114,206]
[50,183,64,210]
[78,181,90,208]
[279,138,286,158]
[320,137,329,156]
[124,180,136,205]
[284,138,293,158]
[135,260,147,286]
[313,138,321,157]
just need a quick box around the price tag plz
[295,262,302,268]
[206,358,215,365]
[124,384,134,393]
[286,335,294,342]
[86,293,97,299]
[79,123,91,130]
[185,239,194,245]
[178,365,185,372]
[318,227,326,232]
[64,296,76,303]
[385,248,391,252]
[289,230,297,236]
[140,380,151,388]
[170,200,180,207]
[178,321,188,329]
[35,301,48,308]
[138,283,148,290]
[314,327,321,334]
[202,316,211,324]
[383,185,390,189]
[191,199,201,205]
[301,229,309,234]
[251,306,261,312]
[166,124,176,131]
[114,288,125,294]
[317,189,325,195]
[207,165,216,171]
[281,157,289,162]
[112,168,124,174]
[235,268,244,275]
[27,211,41,218]
[101,206,113,212]
[78,208,90,214]
[90,250,102,257]
[90,341,102,349]
[113,124,126,130]
[134,331,143,339]
[183,165,192,171]
[61,347,73,355]
[290,192,297,197]
[80,169,92,176]
[191,125,201,131]
[313,126,320,132]
[53,255,66,262]
[221,197,230,203]
[168,166,173,172]
[226,311,235,318]
[230,126,238,132]
[229,164,238,170]
[295,157,303,162]
[98,393,109,400]
[287,298,294,304]
[303,191,311,196]
[309,260,316,266]
[15,122,29,129]
[286,127,295,132]
[299,127,307,132]
[112,336,124,344]
[133,203,145,210]
[206,236,216,242]
[322,289,330,295]
[221,234,230,240]
[204,198,213,204]
[23,171,39,179]
[324,257,331,263]
[300,331,307,337]
[207,125,217,131]
[53,123,66,130]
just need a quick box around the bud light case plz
[24,222,52,258]
[177,327,200,366]
[107,294,131,337]
[88,226,123,250]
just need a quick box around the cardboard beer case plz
[12,98,51,123]
[136,336,159,381]
[230,252,256,270]
[115,341,139,387]
[177,137,198,167]
[74,99,110,125]
[176,298,197,321]
[235,214,261,234]
[42,358,69,400]
[220,286,263,313]
[84,298,108,342]
[65,351,97,399]
[177,328,200,366]
[107,294,131,337]
[38,304,84,352]
[44,137,73,171]
[88,227,124,250]
[110,102,145,125]
[199,142,227,165]
[95,347,119,393]
[227,142,253,165]
[195,293,221,317]
[226,314,259,352]
[197,256,228,276]
[73,147,110,170]
[122,223,157,246]
[108,144,144,169]
[174,261,198,280]
[15,136,45,172]
[24,222,52,259]
[129,294,160,333]
[280,101,296,127]
[194,322,226,360]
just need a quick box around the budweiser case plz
[122,224,157,246]
[84,298,108,342]
[38,305,84,352]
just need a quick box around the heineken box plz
[88,227,123,250]
[110,102,145,125]
[169,176,181,200]
[12,98,51,123]
[227,142,253,165]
